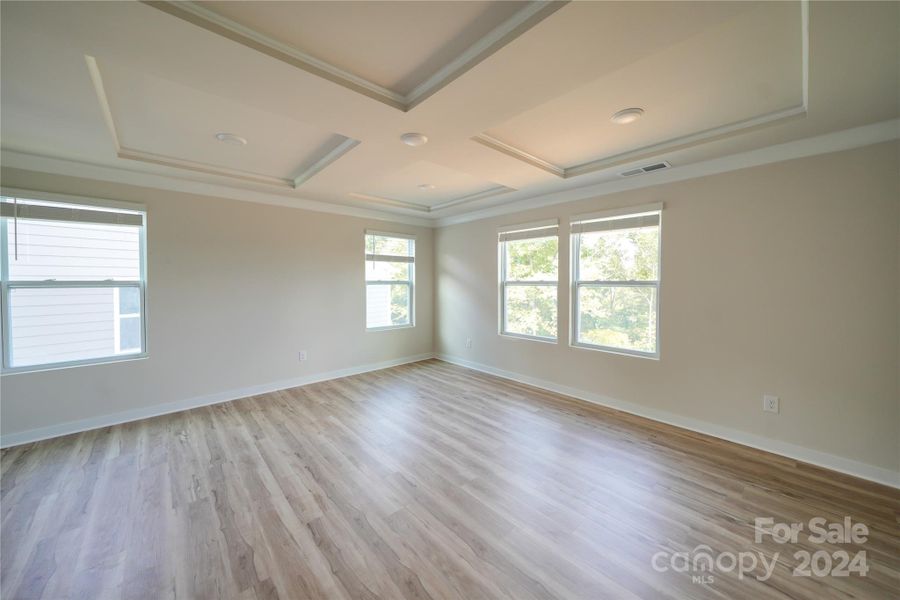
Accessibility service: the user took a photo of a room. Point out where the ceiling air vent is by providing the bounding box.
[619,161,671,177]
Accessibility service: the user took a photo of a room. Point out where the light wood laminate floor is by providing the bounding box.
[2,359,898,599]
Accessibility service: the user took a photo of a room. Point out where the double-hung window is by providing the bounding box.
[365,231,414,330]
[498,220,558,341]
[571,204,662,357]
[0,193,147,372]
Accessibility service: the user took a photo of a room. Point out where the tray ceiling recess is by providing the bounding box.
[143,0,568,112]
[4,0,895,224]
[349,160,516,213]
[86,56,359,190]
[474,0,809,180]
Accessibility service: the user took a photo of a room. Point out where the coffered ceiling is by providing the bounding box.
[90,57,360,189]
[180,0,539,105]
[1,1,897,226]
[478,1,802,177]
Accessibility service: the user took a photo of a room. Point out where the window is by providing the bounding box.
[499,220,558,340]
[0,193,147,372]
[365,231,414,330]
[114,287,142,354]
[571,204,661,357]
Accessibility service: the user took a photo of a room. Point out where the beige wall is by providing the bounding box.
[436,142,900,475]
[0,168,434,437]
[2,142,897,481]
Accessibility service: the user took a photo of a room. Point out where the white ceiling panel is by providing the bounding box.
[201,0,529,97]
[483,1,803,171]
[353,160,511,209]
[97,60,356,186]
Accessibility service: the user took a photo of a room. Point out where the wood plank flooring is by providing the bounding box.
[2,359,898,599]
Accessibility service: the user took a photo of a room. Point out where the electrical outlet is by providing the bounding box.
[298,350,308,362]
[763,394,779,413]
[465,338,472,349]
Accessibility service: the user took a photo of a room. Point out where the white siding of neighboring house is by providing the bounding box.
[366,284,392,328]
[9,287,117,366]
[5,218,140,367]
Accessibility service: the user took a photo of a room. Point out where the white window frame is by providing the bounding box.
[498,219,559,342]
[570,203,662,359]
[365,230,415,331]
[0,188,148,374]
[113,287,142,355]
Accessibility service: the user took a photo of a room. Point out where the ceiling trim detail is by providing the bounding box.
[292,139,360,188]
[474,0,810,180]
[350,185,516,214]
[0,148,434,226]
[117,147,294,188]
[86,55,359,191]
[403,1,567,110]
[441,118,899,227]
[430,186,514,211]
[141,0,568,112]
[470,134,565,177]
[2,118,896,227]
[348,193,431,213]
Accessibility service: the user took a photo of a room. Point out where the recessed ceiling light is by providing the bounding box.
[400,132,428,147]
[418,184,436,190]
[215,132,248,146]
[610,108,644,125]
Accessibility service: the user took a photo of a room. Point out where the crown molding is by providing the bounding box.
[348,193,431,213]
[437,118,900,227]
[86,55,121,152]
[3,120,895,230]
[142,0,567,112]
[292,139,361,188]
[117,146,294,188]
[142,0,407,110]
[475,104,808,181]
[0,148,434,227]
[86,55,360,192]
[471,134,565,177]
[350,184,515,214]
[474,0,810,180]
[403,1,568,110]
[563,103,808,177]
[430,186,514,211]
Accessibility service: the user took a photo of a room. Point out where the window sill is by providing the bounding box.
[570,342,659,360]
[1,353,149,376]
[499,331,558,344]
[366,324,415,332]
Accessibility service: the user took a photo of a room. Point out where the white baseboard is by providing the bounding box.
[5,351,897,490]
[436,354,900,489]
[0,352,435,449]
